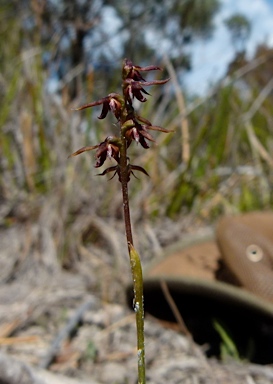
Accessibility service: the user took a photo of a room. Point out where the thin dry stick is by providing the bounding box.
[245,121,273,168]
[170,53,270,128]
[243,77,273,122]
[39,298,96,369]
[242,77,273,168]
[164,56,190,164]
[160,280,191,338]
[97,313,136,339]
[160,281,216,384]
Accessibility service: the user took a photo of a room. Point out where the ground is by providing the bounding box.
[1,199,273,384]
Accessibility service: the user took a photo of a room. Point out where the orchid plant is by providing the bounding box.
[70,59,171,384]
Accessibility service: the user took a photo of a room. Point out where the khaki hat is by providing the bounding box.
[127,212,273,364]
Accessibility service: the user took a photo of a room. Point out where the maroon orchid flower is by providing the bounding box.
[69,59,173,384]
[69,136,120,167]
[73,93,124,120]
[70,59,172,182]
[122,58,170,104]
[122,58,162,81]
[123,78,170,105]
[121,116,173,148]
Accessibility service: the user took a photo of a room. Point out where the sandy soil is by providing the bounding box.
[1,209,273,384]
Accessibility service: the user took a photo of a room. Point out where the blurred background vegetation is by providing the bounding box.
[1,0,273,265]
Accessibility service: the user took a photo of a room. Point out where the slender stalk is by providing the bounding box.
[119,124,146,383]
[119,135,134,245]
[70,59,169,384]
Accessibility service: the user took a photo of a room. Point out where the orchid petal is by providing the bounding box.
[72,97,108,111]
[139,129,155,142]
[98,102,110,119]
[130,165,149,177]
[68,145,98,158]
[134,65,162,72]
[136,115,152,126]
[146,125,174,133]
[97,166,118,180]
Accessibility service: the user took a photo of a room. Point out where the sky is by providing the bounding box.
[184,0,273,95]
[46,0,273,96]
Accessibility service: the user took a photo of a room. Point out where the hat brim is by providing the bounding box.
[126,231,273,363]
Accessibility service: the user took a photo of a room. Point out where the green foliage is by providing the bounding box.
[213,320,240,361]
[162,68,273,217]
[1,2,273,226]
[111,0,220,62]
[1,0,221,87]
[84,341,97,362]
[174,0,221,38]
[225,13,251,52]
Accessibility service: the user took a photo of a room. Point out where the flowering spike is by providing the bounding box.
[70,59,172,178]
[69,59,173,384]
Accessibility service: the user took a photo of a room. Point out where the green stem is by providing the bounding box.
[119,129,146,384]
[129,243,146,384]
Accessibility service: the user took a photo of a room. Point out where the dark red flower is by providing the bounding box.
[122,59,170,104]
[123,78,170,104]
[122,58,162,81]
[69,136,120,167]
[123,79,150,103]
[121,116,173,148]
[73,93,124,120]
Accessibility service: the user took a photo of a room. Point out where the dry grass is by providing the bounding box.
[1,6,273,383]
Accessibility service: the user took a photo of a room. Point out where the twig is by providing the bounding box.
[160,280,191,338]
[0,352,45,384]
[159,280,216,384]
[245,121,273,167]
[0,351,97,384]
[39,297,97,369]
[170,53,270,127]
[164,56,190,164]
[242,77,273,122]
